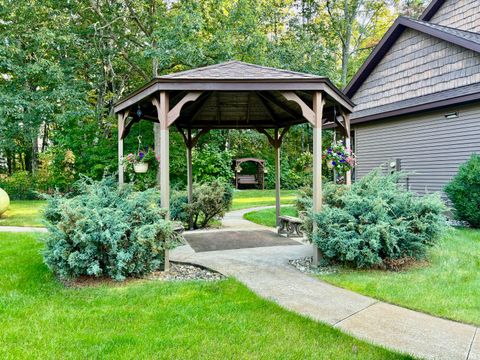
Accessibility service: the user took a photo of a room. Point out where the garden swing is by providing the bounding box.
[234,158,266,189]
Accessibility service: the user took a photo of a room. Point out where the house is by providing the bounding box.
[345,0,480,195]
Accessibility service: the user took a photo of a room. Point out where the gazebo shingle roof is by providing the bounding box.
[160,61,324,80]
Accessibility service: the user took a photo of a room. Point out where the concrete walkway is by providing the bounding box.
[0,225,47,233]
[173,207,480,360]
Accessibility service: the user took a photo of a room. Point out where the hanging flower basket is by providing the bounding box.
[323,141,356,174]
[133,162,149,173]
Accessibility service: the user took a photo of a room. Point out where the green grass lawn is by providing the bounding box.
[244,206,299,227]
[232,189,298,210]
[0,200,46,227]
[319,228,480,326]
[0,232,410,359]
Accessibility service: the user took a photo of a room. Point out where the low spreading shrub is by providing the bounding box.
[309,170,447,269]
[43,176,178,281]
[445,154,480,228]
[171,180,233,229]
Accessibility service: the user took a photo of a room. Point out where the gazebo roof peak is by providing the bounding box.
[158,60,325,81]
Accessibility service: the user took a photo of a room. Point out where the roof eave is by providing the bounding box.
[351,91,480,125]
[419,0,446,21]
[114,78,355,114]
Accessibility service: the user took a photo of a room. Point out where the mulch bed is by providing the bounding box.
[61,262,225,288]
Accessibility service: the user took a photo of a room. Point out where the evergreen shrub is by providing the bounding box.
[171,180,233,229]
[445,154,480,228]
[309,170,447,268]
[43,176,178,281]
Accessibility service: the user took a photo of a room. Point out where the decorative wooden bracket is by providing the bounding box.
[177,126,210,148]
[256,127,290,148]
[280,91,315,126]
[119,110,131,139]
[167,91,203,126]
[151,91,203,128]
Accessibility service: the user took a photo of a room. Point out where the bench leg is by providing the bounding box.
[277,219,286,236]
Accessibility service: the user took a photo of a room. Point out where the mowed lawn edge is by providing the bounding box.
[0,232,410,359]
[0,200,46,227]
[242,208,480,327]
[319,228,480,326]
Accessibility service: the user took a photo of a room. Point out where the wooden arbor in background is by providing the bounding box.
[114,61,354,268]
[234,158,266,190]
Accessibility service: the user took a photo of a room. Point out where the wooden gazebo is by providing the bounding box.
[234,158,266,190]
[114,61,354,267]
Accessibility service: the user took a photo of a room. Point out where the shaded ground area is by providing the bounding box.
[185,230,301,252]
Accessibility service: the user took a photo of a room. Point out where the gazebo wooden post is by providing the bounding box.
[117,112,126,185]
[274,128,281,227]
[158,91,170,271]
[186,128,193,230]
[344,113,352,187]
[312,91,325,266]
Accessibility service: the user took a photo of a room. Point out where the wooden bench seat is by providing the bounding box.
[237,175,258,185]
[277,215,304,238]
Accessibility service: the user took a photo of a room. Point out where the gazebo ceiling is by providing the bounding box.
[114,61,354,136]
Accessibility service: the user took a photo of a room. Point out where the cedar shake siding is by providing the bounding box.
[353,103,480,195]
[352,28,480,113]
[429,0,480,32]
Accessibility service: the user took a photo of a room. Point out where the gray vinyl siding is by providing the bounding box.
[352,29,480,113]
[429,0,480,32]
[353,103,480,195]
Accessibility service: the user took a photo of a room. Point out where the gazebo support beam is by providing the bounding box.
[312,91,325,266]
[153,91,171,271]
[344,113,352,187]
[274,128,281,226]
[117,111,129,185]
[257,127,289,226]
[178,127,210,230]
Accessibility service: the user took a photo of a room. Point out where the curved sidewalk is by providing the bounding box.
[174,207,479,360]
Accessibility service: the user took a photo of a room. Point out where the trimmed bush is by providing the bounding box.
[43,176,178,281]
[445,154,480,228]
[171,180,233,229]
[309,170,447,269]
[0,171,38,200]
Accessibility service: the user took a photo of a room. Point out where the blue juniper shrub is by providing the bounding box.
[43,175,178,281]
[171,180,233,229]
[444,154,480,228]
[307,170,447,269]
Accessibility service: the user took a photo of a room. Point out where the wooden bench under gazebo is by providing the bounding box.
[114,60,354,268]
[234,158,266,189]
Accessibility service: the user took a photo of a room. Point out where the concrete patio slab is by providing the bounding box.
[184,230,300,252]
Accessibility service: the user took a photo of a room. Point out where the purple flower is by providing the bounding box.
[139,151,145,160]
[340,159,345,163]
[332,161,337,166]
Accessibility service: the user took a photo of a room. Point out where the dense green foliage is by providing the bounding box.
[319,228,480,326]
[0,233,409,359]
[43,176,177,281]
[0,0,422,197]
[445,154,480,228]
[171,180,233,229]
[310,171,447,268]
